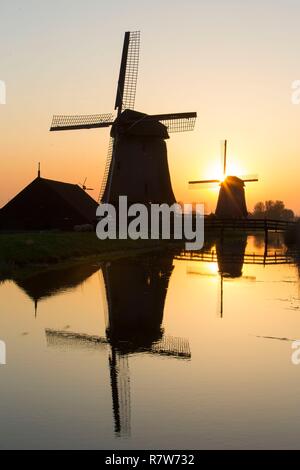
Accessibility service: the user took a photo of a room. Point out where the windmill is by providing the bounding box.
[189,140,258,218]
[50,31,197,205]
[79,177,93,192]
[45,255,191,438]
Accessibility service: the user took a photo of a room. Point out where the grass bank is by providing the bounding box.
[0,228,269,280]
[0,232,183,280]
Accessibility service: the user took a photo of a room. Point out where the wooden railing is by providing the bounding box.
[203,217,296,232]
[175,249,296,265]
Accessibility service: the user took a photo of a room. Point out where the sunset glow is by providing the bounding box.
[1,0,300,215]
[1,1,300,452]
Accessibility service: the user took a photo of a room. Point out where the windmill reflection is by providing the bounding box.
[216,236,247,318]
[19,254,191,438]
[102,255,191,436]
[191,236,248,318]
[179,234,293,318]
[216,236,247,279]
[103,256,174,352]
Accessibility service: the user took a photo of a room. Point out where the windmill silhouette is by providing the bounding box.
[45,254,191,438]
[50,31,197,205]
[189,140,258,218]
[79,177,93,192]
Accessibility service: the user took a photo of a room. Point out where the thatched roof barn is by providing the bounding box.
[0,176,98,230]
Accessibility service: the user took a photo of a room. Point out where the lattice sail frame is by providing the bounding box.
[99,136,114,202]
[150,112,197,133]
[115,31,140,114]
[50,113,114,131]
[45,329,191,359]
[122,31,140,112]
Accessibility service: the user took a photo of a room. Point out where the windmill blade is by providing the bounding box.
[148,112,197,133]
[186,267,256,281]
[50,113,114,131]
[239,174,259,182]
[187,268,217,277]
[45,329,191,359]
[150,336,191,359]
[189,179,220,189]
[45,329,108,350]
[189,179,220,184]
[98,136,115,203]
[109,348,131,437]
[115,31,140,115]
[221,140,227,177]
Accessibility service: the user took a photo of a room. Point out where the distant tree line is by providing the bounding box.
[250,200,295,221]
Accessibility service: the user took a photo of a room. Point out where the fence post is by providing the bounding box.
[264,219,268,263]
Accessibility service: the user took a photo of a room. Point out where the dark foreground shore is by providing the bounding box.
[0,228,280,281]
[0,232,183,280]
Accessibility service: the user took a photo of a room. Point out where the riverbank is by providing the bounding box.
[0,229,272,281]
[0,232,183,280]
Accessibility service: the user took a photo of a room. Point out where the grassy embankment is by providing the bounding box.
[0,227,268,280]
[0,232,182,280]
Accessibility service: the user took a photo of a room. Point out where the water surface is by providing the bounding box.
[1,235,300,449]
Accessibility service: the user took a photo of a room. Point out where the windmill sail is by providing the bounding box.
[149,112,197,133]
[115,31,140,114]
[240,174,259,182]
[151,335,191,358]
[50,113,114,131]
[189,179,220,188]
[45,328,108,350]
[45,329,191,358]
[222,139,227,176]
[99,136,115,202]
[109,348,131,437]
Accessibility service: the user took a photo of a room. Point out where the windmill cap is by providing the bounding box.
[222,175,245,186]
[111,109,169,139]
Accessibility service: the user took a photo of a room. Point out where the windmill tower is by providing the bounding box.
[50,31,197,205]
[189,140,258,218]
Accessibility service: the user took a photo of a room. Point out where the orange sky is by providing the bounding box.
[0,0,300,214]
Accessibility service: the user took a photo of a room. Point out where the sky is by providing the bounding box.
[0,0,300,214]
